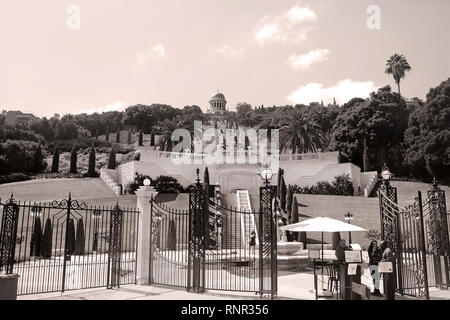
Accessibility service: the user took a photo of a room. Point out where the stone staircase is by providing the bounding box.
[100,169,121,195]
[236,190,258,247]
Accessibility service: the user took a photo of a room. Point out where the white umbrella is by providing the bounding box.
[280,217,367,232]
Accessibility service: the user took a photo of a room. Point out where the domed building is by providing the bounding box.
[207,91,228,122]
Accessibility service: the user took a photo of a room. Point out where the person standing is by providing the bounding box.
[249,230,256,255]
[380,240,396,300]
[335,239,350,263]
[368,240,383,296]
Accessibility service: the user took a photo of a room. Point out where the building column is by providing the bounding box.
[135,185,158,285]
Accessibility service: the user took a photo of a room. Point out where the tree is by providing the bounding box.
[51,146,60,173]
[108,148,116,169]
[403,77,450,179]
[155,119,179,151]
[330,86,409,173]
[40,218,53,259]
[87,143,96,177]
[116,129,121,143]
[138,130,143,146]
[32,145,46,173]
[385,53,411,96]
[70,146,77,174]
[286,185,293,222]
[105,126,110,142]
[167,220,177,251]
[127,129,132,144]
[74,218,85,255]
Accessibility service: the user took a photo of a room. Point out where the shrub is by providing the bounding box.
[292,174,354,196]
[332,174,354,196]
[116,130,121,143]
[124,173,184,194]
[365,228,381,242]
[0,173,32,185]
[150,132,155,146]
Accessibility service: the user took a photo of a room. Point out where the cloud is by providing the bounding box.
[287,49,330,70]
[76,101,125,115]
[254,5,317,45]
[136,43,165,64]
[211,45,245,58]
[287,80,378,105]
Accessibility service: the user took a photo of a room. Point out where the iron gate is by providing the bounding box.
[0,194,139,295]
[379,180,450,299]
[149,183,277,298]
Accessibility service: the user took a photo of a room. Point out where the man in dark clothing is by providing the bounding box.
[380,240,396,300]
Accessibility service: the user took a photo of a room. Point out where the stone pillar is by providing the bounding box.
[0,274,20,300]
[135,186,158,285]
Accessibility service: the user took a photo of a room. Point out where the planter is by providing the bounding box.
[277,241,303,255]
[0,274,20,300]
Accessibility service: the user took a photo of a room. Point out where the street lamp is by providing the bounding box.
[381,164,393,182]
[259,164,274,186]
[344,211,354,244]
[143,178,151,186]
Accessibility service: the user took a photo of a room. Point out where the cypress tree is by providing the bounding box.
[108,148,116,169]
[95,129,98,140]
[106,126,110,142]
[286,185,293,222]
[127,129,132,144]
[150,132,155,147]
[291,196,301,243]
[167,220,177,251]
[74,218,85,255]
[33,145,46,173]
[41,218,53,259]
[138,130,143,146]
[51,146,60,173]
[116,129,121,143]
[70,146,77,174]
[88,142,96,177]
[203,167,210,198]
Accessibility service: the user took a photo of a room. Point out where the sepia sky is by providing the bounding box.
[0,0,449,117]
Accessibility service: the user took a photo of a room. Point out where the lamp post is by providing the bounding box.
[214,182,222,250]
[380,164,397,203]
[344,211,354,244]
[259,163,274,187]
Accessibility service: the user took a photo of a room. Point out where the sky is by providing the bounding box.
[0,0,449,117]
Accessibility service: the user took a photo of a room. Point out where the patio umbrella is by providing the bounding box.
[280,217,367,298]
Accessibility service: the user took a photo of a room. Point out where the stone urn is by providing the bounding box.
[277,241,303,255]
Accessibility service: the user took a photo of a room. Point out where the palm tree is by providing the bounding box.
[279,110,326,154]
[155,117,195,152]
[385,53,411,96]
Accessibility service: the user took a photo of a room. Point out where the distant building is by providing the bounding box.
[207,91,228,123]
[3,111,38,126]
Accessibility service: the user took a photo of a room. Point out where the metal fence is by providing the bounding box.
[0,194,139,295]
